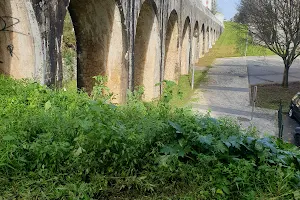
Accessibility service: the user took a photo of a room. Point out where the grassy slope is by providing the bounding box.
[197,21,274,67]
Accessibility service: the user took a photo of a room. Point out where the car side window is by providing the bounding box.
[296,99,300,107]
[293,95,300,103]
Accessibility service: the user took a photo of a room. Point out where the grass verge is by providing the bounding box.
[256,82,300,112]
[170,70,208,107]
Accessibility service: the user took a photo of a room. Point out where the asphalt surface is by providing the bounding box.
[247,56,300,85]
[192,56,300,140]
[191,57,277,137]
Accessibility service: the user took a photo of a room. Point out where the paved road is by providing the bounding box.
[191,57,277,137]
[247,56,300,85]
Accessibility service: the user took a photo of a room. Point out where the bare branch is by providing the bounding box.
[237,0,300,87]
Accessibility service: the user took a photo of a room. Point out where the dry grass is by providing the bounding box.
[256,82,300,112]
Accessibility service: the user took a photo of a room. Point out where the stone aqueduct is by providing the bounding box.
[0,0,223,102]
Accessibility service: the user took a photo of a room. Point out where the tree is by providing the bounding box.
[232,1,248,24]
[239,0,300,87]
[211,0,218,15]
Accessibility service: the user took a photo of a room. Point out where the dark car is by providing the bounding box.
[289,92,300,121]
[294,127,300,146]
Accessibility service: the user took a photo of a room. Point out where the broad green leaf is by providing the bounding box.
[178,149,185,157]
[215,140,228,153]
[216,189,224,195]
[168,121,183,134]
[160,145,176,155]
[222,186,230,194]
[228,136,241,149]
[45,100,51,111]
[199,134,213,146]
[294,190,300,199]
[74,147,84,157]
[245,137,255,145]
[3,135,14,141]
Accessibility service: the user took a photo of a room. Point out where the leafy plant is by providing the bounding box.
[91,75,114,102]
[0,75,300,199]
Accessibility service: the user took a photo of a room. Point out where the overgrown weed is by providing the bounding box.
[0,75,300,199]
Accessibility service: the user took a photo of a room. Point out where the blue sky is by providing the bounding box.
[218,0,240,20]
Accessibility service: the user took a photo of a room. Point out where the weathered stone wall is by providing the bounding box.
[0,0,223,102]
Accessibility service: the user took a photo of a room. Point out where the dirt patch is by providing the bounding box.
[255,82,300,112]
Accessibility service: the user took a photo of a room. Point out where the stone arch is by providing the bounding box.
[134,0,160,101]
[164,10,179,82]
[181,17,191,75]
[0,1,35,79]
[68,0,128,103]
[192,21,200,64]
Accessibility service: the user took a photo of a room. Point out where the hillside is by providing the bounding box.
[198,21,274,67]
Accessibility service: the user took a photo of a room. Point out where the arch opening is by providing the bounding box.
[205,26,210,53]
[68,0,128,103]
[134,0,160,101]
[214,29,216,44]
[164,10,179,82]
[200,24,205,57]
[0,1,34,79]
[61,11,77,88]
[192,21,200,64]
[210,27,213,49]
[181,17,191,75]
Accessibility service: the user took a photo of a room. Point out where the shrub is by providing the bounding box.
[0,75,300,199]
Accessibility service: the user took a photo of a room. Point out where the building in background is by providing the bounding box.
[215,13,224,25]
[202,0,216,10]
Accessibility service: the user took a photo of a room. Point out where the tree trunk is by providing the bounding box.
[282,65,290,88]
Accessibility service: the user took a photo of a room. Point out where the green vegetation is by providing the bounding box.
[1,75,300,199]
[256,82,300,112]
[197,22,274,67]
[170,70,208,107]
[62,12,76,86]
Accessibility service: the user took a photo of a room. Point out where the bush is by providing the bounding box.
[0,75,300,199]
